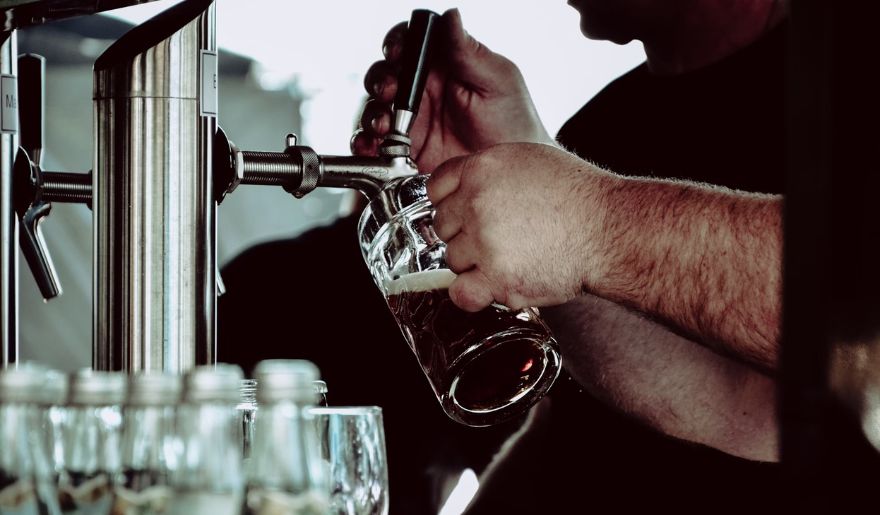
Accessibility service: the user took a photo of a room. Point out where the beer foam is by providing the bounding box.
[385,269,458,295]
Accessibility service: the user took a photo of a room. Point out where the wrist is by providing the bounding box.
[574,166,622,298]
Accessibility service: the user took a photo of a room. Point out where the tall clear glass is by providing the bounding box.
[311,407,388,515]
[359,175,562,426]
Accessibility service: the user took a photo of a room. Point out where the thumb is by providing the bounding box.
[441,8,518,94]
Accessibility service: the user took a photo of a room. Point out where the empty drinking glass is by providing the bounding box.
[311,407,388,515]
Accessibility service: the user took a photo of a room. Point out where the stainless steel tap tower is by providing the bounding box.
[0,0,214,372]
[0,31,18,368]
[1,0,164,373]
[93,0,217,371]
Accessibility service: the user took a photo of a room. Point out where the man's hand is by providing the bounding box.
[352,9,553,171]
[427,142,607,312]
[428,140,782,371]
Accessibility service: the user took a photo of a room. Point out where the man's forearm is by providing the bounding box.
[584,172,783,370]
[543,295,778,462]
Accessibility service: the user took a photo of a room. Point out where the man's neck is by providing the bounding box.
[643,0,785,75]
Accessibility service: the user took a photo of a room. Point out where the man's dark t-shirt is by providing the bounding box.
[219,24,785,515]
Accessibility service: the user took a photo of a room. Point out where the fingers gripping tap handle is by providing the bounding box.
[392,9,439,137]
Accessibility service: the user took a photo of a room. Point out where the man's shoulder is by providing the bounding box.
[556,31,785,193]
[556,62,651,156]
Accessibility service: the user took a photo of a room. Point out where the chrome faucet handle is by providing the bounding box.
[14,53,62,300]
[14,149,61,300]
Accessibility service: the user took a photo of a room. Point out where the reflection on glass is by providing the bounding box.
[311,406,388,515]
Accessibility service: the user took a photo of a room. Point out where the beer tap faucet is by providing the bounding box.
[13,53,91,300]
[214,9,439,205]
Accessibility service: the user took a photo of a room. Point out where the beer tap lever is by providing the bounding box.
[386,9,439,147]
[17,182,61,300]
[14,53,62,300]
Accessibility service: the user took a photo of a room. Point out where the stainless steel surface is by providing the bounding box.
[93,0,216,372]
[1,32,17,368]
[40,170,91,204]
[231,148,417,200]
[392,110,413,137]
[0,0,161,31]
[320,154,416,197]
[18,184,62,298]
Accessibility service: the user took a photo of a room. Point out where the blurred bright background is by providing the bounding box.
[18,0,644,368]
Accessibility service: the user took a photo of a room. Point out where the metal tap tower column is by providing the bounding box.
[93,0,217,372]
[0,31,17,368]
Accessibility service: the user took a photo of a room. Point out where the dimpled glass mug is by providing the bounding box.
[359,175,562,426]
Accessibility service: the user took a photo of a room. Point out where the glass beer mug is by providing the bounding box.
[359,175,562,426]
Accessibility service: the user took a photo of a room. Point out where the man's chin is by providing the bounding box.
[579,18,633,44]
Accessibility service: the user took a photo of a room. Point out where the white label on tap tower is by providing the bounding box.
[200,50,218,117]
[0,75,18,133]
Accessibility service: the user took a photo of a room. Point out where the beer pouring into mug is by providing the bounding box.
[216,9,561,426]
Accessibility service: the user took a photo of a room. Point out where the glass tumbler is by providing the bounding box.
[359,175,562,426]
[311,407,388,515]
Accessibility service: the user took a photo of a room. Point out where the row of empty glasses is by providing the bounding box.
[0,361,388,515]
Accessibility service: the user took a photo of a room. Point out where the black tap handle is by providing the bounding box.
[18,54,45,166]
[393,9,439,121]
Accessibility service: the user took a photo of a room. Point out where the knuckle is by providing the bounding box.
[465,187,492,221]
[383,22,409,61]
[468,151,500,181]
[363,60,394,96]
